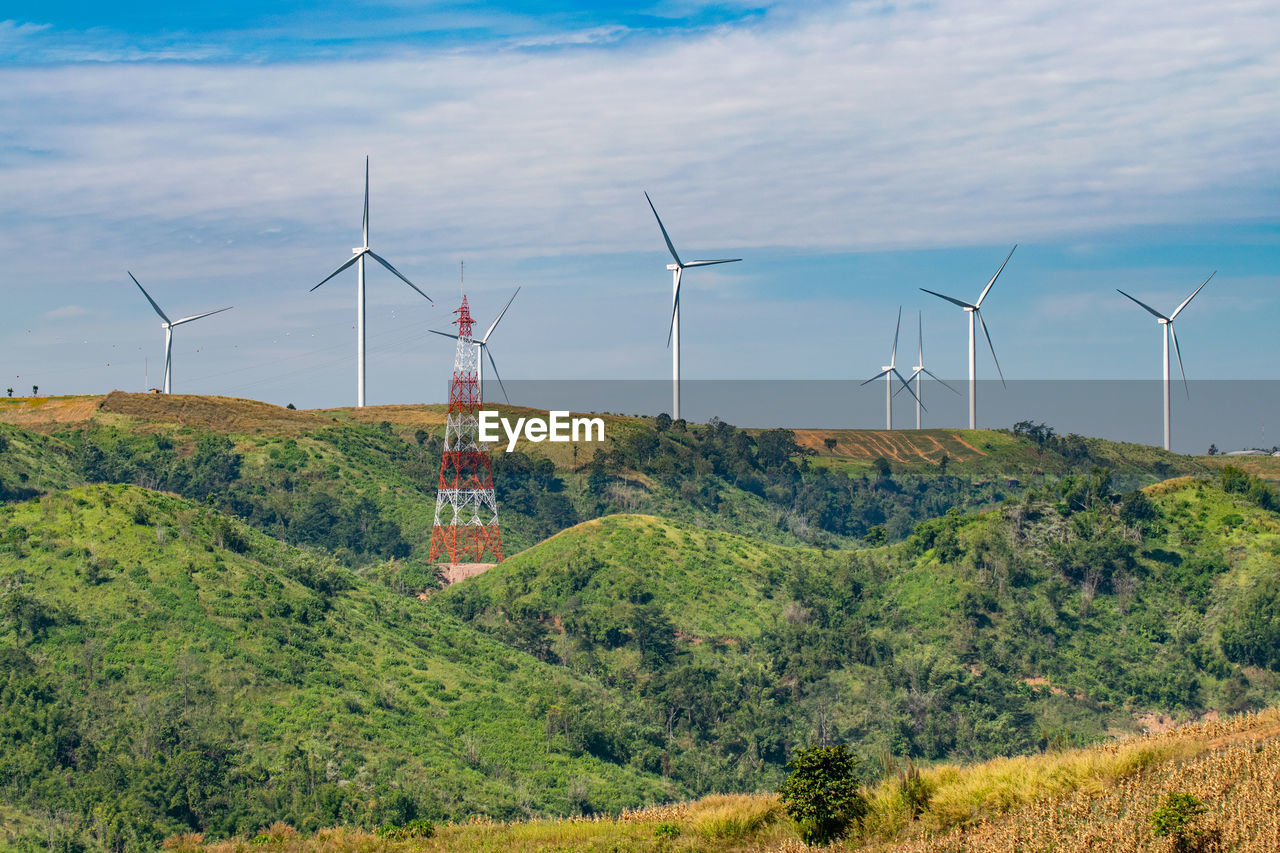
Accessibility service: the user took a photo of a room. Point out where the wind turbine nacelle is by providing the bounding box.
[352,247,366,255]
[666,264,680,271]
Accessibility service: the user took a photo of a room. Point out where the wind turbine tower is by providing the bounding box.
[860,307,920,430]
[310,157,433,407]
[1117,272,1215,451]
[920,246,1015,429]
[129,272,231,394]
[900,311,959,429]
[645,192,741,421]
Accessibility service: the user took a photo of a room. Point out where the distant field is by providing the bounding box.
[791,428,995,465]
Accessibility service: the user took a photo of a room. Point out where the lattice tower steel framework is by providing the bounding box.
[428,296,503,563]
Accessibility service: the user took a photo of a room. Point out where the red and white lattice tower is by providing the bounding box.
[428,296,503,564]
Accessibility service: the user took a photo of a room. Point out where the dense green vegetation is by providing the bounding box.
[0,399,1215,569]
[0,486,673,851]
[1,396,1277,852]
[440,469,1280,784]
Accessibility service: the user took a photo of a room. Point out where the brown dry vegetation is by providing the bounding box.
[175,709,1280,853]
[790,429,987,465]
[0,392,328,435]
[0,394,102,427]
[1199,453,1280,483]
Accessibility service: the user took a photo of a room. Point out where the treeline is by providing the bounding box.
[585,418,1007,543]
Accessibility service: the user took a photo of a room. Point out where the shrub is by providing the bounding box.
[1150,792,1206,852]
[376,819,435,840]
[778,744,867,845]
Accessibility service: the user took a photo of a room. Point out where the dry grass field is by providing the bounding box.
[170,708,1280,853]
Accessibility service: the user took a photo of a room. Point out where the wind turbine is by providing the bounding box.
[920,245,1015,429]
[860,307,921,430]
[645,192,741,421]
[129,272,231,395]
[429,287,520,403]
[897,311,960,429]
[310,156,432,407]
[1117,271,1215,451]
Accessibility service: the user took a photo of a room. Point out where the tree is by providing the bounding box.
[31,385,38,396]
[5,388,11,397]
[1207,443,1218,455]
[654,412,672,433]
[777,744,867,845]
[1150,792,1207,853]
[824,437,837,451]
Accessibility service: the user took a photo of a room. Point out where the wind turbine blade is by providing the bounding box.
[922,368,961,394]
[920,287,975,310]
[1116,288,1168,321]
[666,268,681,348]
[428,329,460,341]
[891,306,902,367]
[482,286,520,343]
[367,251,434,304]
[129,272,171,323]
[917,311,923,364]
[860,369,891,386]
[1170,271,1216,320]
[977,310,1006,387]
[486,346,509,404]
[644,192,683,267]
[683,259,742,267]
[363,155,369,247]
[170,306,232,326]
[1169,323,1189,398]
[893,368,924,409]
[976,244,1016,308]
[310,253,362,291]
[893,368,923,397]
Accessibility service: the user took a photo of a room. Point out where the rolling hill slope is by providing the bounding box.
[441,470,1280,781]
[0,485,676,851]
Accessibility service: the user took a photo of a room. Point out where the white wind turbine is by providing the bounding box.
[896,311,960,429]
[310,157,432,407]
[645,192,741,421]
[920,245,1015,429]
[1117,271,1215,452]
[129,272,231,395]
[429,287,520,403]
[860,307,921,430]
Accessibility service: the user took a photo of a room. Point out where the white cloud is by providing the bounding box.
[44,304,92,319]
[0,0,1276,397]
[0,0,1273,271]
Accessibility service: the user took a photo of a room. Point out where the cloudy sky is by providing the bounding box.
[1,0,1277,413]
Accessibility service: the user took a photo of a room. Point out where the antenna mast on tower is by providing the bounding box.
[428,295,503,564]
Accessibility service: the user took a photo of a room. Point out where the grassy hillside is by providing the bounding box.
[3,394,1277,850]
[166,707,1280,852]
[0,394,1214,564]
[0,485,678,851]
[441,470,1280,783]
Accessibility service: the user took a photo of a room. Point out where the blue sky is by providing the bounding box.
[1,0,1277,423]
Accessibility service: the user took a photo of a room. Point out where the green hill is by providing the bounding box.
[3,394,1278,851]
[441,469,1280,779]
[0,394,1215,564]
[0,485,676,851]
